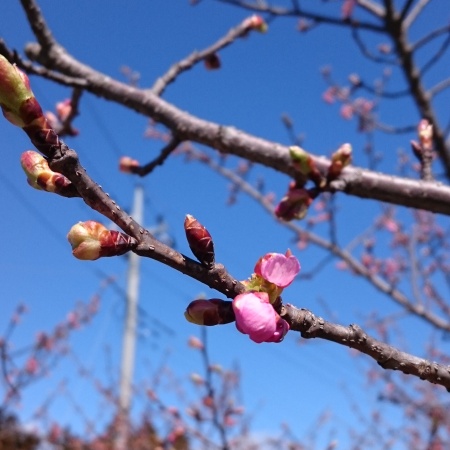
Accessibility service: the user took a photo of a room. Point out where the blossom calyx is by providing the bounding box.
[0,55,42,127]
[20,150,78,197]
[184,214,215,268]
[327,143,352,181]
[232,291,289,343]
[67,221,137,260]
[184,299,234,326]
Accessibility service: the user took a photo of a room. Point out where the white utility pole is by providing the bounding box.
[115,185,143,450]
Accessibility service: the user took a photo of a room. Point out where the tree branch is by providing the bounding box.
[281,304,450,391]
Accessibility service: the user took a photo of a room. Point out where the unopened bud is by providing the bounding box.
[275,184,313,221]
[184,298,235,326]
[328,143,352,180]
[20,150,78,197]
[119,156,140,174]
[184,214,215,267]
[243,15,268,33]
[417,119,433,151]
[67,221,137,260]
[0,55,42,127]
[204,53,221,70]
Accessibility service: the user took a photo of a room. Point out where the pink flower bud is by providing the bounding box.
[20,150,76,196]
[418,119,433,151]
[188,336,204,350]
[25,357,39,375]
[184,298,234,326]
[190,373,204,385]
[254,251,300,288]
[243,15,268,33]
[232,291,289,343]
[119,156,140,173]
[67,221,136,260]
[56,99,72,122]
[0,55,42,127]
[184,214,215,267]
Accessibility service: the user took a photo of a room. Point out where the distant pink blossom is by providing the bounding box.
[25,357,38,375]
[341,0,356,18]
[232,291,289,343]
[254,252,300,288]
[340,104,354,120]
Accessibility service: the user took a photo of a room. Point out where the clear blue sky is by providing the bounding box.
[0,0,449,446]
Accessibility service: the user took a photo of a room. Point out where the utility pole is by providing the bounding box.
[115,184,143,450]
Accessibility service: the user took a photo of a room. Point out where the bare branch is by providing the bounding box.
[152,16,263,96]
[281,304,450,391]
[216,0,386,32]
[132,137,181,177]
[412,24,450,52]
[428,78,450,99]
[356,0,386,18]
[403,0,431,30]
[19,39,450,215]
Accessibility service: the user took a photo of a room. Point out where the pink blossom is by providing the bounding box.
[255,252,300,288]
[232,291,289,343]
[340,104,354,120]
[25,357,39,375]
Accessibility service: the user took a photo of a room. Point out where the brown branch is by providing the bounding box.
[132,137,181,176]
[17,0,450,215]
[151,16,263,96]
[281,304,450,391]
[215,0,386,32]
[20,39,450,215]
[403,0,431,30]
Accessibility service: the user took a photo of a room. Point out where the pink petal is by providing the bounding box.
[232,292,288,343]
[260,253,300,288]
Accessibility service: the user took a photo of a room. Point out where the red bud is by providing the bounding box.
[184,214,215,267]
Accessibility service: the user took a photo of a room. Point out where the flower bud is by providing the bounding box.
[232,291,289,343]
[204,53,221,70]
[184,214,215,268]
[67,221,136,260]
[275,184,313,221]
[20,150,78,197]
[327,143,352,180]
[56,99,72,122]
[243,15,268,33]
[184,299,234,326]
[418,119,433,151]
[119,156,140,174]
[0,55,42,127]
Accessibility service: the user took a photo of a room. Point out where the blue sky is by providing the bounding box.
[1,0,449,446]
